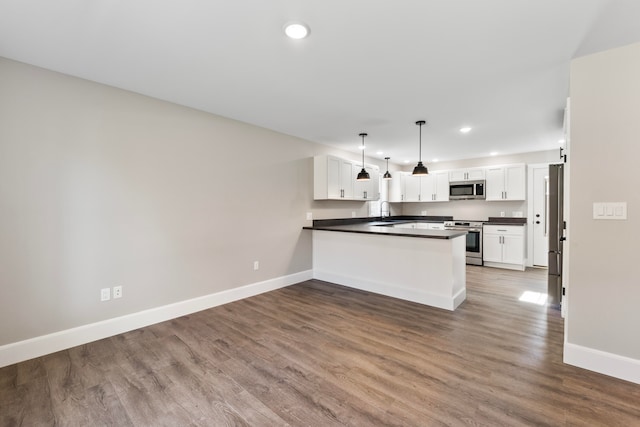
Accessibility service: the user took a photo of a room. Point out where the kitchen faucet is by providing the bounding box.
[380,201,390,218]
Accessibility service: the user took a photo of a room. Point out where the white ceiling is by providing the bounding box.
[2,0,640,164]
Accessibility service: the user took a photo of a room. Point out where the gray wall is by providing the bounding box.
[567,42,640,359]
[399,150,559,220]
[0,58,384,346]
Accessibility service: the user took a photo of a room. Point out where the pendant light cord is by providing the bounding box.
[419,123,422,162]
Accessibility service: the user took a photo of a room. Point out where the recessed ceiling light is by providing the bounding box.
[359,145,365,150]
[404,160,410,164]
[432,158,439,162]
[490,151,498,156]
[460,127,472,133]
[284,22,310,39]
[558,139,565,144]
[376,151,383,155]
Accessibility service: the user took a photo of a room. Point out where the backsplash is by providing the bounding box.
[398,199,527,221]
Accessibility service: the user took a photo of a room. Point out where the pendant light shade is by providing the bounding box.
[356,133,370,181]
[412,120,429,176]
[383,157,392,180]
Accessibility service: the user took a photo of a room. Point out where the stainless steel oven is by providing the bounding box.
[444,220,483,265]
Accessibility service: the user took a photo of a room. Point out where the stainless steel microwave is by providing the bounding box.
[449,180,485,200]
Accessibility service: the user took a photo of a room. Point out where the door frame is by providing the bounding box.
[527,163,551,267]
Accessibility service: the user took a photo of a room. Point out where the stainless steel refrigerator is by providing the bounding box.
[548,163,564,308]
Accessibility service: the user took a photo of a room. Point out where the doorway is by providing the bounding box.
[528,164,549,267]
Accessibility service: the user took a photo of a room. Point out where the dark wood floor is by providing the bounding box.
[1,266,639,426]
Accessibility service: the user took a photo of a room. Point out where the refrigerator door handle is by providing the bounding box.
[544,177,548,236]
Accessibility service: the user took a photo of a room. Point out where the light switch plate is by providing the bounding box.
[593,202,627,220]
[306,212,313,220]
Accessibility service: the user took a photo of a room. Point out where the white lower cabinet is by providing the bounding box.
[482,225,525,270]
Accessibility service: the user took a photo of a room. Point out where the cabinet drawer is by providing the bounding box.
[483,225,524,236]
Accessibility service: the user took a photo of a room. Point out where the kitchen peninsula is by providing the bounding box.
[305,217,468,311]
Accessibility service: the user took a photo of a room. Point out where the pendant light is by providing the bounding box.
[356,133,370,181]
[383,157,392,180]
[412,120,429,176]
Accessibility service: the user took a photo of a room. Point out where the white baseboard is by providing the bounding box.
[0,270,313,368]
[313,269,464,311]
[564,342,640,385]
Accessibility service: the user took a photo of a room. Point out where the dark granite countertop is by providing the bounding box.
[303,218,466,240]
[485,217,527,226]
[311,215,453,228]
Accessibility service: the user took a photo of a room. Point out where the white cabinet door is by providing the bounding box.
[485,164,526,201]
[389,172,404,202]
[504,164,526,200]
[449,169,466,182]
[502,235,525,265]
[485,167,505,201]
[467,168,485,180]
[314,155,356,200]
[326,156,342,199]
[341,160,354,199]
[403,172,448,202]
[434,172,450,201]
[482,234,503,263]
[353,165,380,200]
[483,225,525,270]
[421,174,436,201]
[353,165,380,201]
[450,168,485,181]
[404,175,421,202]
[368,166,380,200]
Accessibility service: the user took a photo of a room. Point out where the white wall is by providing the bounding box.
[566,42,640,367]
[0,57,383,349]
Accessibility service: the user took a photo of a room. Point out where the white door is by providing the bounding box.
[532,165,549,266]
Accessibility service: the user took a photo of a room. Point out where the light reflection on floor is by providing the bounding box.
[519,290,548,305]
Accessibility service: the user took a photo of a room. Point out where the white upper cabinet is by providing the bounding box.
[389,171,404,202]
[314,155,379,201]
[433,171,450,202]
[353,164,380,200]
[420,171,450,202]
[449,168,485,182]
[485,164,526,201]
[314,155,354,200]
[403,174,421,202]
[399,171,449,202]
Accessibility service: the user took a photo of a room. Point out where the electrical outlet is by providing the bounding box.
[351,211,356,218]
[421,211,427,216]
[500,211,506,217]
[100,288,111,301]
[113,286,122,299]
[306,212,313,220]
[254,261,259,270]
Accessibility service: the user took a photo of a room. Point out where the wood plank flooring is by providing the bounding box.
[1,266,639,426]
